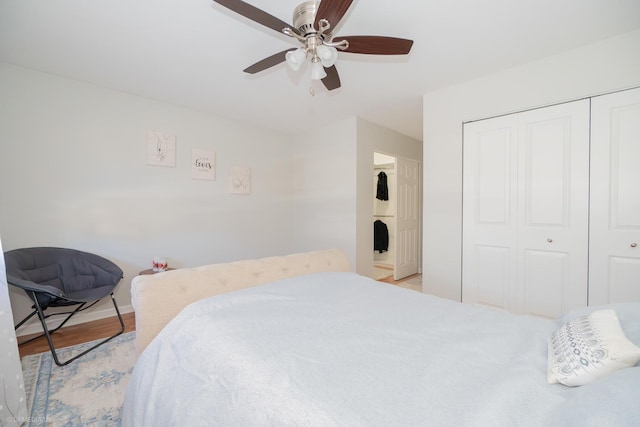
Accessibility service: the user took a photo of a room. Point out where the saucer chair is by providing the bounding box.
[4,247,124,366]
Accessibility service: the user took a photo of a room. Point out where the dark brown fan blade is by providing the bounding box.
[321,65,341,91]
[243,49,296,74]
[314,0,354,31]
[334,36,414,55]
[213,0,299,36]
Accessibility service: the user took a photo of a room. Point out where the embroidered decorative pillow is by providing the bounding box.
[548,309,640,387]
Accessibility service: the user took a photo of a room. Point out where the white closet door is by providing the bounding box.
[394,157,420,280]
[463,100,589,317]
[515,101,590,318]
[463,114,519,311]
[590,87,640,305]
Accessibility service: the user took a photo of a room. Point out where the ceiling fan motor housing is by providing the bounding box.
[292,1,321,36]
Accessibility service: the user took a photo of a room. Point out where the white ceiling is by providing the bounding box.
[1,0,639,141]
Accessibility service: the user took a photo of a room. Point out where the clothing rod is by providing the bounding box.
[374,215,394,218]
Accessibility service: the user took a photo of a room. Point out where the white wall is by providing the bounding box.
[290,117,358,265]
[0,63,295,332]
[422,29,640,301]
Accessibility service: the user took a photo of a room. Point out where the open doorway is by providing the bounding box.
[373,152,396,280]
[373,152,421,284]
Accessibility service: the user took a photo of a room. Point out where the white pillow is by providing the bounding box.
[548,309,640,387]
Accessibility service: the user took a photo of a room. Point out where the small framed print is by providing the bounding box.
[147,130,176,167]
[192,149,216,180]
[229,166,251,195]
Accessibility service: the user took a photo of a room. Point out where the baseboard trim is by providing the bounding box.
[15,304,134,337]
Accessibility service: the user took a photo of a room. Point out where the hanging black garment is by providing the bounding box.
[376,171,389,201]
[374,220,389,253]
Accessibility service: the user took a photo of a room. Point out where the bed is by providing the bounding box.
[122,250,640,426]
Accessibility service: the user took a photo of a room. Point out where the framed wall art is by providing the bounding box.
[229,166,251,195]
[191,149,216,180]
[147,130,176,167]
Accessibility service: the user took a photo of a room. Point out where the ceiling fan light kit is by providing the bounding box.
[317,45,338,67]
[212,0,414,91]
[285,48,306,71]
[282,1,343,81]
[310,59,327,80]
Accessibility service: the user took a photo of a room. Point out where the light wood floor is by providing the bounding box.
[17,273,420,359]
[377,272,421,286]
[18,312,136,358]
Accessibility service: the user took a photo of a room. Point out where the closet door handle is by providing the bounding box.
[546,238,553,243]
[631,243,638,248]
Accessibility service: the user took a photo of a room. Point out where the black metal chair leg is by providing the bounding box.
[15,309,39,330]
[32,292,125,367]
[48,302,87,334]
[17,300,87,346]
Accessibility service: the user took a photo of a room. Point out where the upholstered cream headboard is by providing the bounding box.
[131,248,351,356]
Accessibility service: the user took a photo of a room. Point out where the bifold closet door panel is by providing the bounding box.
[515,100,590,318]
[590,87,640,306]
[462,114,519,311]
[463,99,589,316]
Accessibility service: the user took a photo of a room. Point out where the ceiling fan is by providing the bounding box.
[212,0,414,91]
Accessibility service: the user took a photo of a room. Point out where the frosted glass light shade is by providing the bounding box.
[285,48,306,71]
[310,60,327,80]
[316,45,338,67]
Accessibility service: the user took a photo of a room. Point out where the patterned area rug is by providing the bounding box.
[21,332,136,426]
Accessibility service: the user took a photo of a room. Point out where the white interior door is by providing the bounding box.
[589,87,640,305]
[463,100,589,317]
[394,157,420,280]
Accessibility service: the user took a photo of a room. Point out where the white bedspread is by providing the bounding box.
[122,272,640,427]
